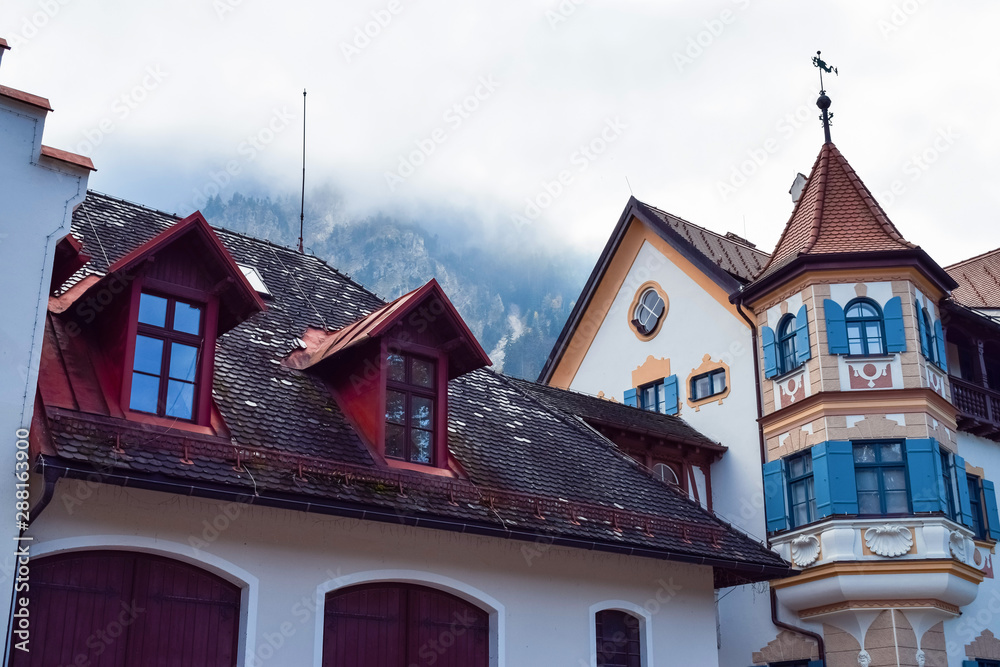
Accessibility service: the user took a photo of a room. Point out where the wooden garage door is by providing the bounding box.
[323,584,489,667]
[11,550,240,667]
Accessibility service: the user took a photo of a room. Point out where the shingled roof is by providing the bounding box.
[38,191,790,587]
[946,247,1000,309]
[757,143,916,280]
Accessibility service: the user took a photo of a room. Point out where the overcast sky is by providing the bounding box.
[3,1,998,265]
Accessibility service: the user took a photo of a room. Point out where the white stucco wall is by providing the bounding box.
[27,480,721,667]
[0,91,90,652]
[564,239,775,666]
[945,432,1000,666]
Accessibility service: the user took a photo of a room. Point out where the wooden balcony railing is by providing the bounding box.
[950,376,1000,440]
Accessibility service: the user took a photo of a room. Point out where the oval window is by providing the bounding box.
[632,288,665,335]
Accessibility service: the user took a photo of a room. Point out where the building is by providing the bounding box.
[1,39,791,665]
[541,103,1000,664]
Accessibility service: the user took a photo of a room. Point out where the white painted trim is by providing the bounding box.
[31,535,258,667]
[588,600,654,667]
[312,569,506,667]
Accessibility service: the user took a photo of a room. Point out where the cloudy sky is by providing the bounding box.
[2,1,998,265]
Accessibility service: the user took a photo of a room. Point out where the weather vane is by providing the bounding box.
[812,51,838,144]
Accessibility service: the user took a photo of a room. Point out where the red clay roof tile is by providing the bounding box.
[946,247,1000,309]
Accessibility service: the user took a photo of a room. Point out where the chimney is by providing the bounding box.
[789,172,808,204]
[0,38,10,70]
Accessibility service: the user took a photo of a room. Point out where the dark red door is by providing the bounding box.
[323,584,489,667]
[11,550,240,667]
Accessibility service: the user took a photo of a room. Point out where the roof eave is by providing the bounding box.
[733,248,959,305]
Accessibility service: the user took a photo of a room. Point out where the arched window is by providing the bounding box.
[12,551,241,667]
[776,314,798,374]
[323,584,489,667]
[652,462,680,486]
[845,298,886,356]
[595,609,642,667]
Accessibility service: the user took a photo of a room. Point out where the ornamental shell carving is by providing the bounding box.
[790,534,821,567]
[949,531,967,562]
[864,525,913,557]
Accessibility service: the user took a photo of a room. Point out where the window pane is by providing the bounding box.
[411,358,435,388]
[865,323,884,354]
[386,390,405,424]
[847,323,864,355]
[385,424,405,459]
[880,442,903,462]
[129,372,160,413]
[411,429,432,464]
[411,396,434,429]
[165,380,194,419]
[885,490,908,514]
[641,385,656,411]
[788,456,806,478]
[858,491,881,514]
[173,301,202,335]
[168,343,199,382]
[855,468,879,492]
[791,481,808,505]
[792,504,809,528]
[138,293,168,327]
[883,467,907,491]
[693,376,710,399]
[854,444,876,464]
[133,335,164,374]
[712,370,726,394]
[387,353,406,382]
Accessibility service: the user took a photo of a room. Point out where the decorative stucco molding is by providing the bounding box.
[685,354,731,411]
[798,599,960,618]
[750,630,819,664]
[949,531,967,562]
[966,629,1000,660]
[864,524,913,557]
[790,534,821,567]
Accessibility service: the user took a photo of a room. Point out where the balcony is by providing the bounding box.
[951,376,1000,440]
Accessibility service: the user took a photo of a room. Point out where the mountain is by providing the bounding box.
[201,190,590,380]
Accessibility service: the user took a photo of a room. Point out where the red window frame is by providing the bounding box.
[121,278,219,428]
[380,340,449,472]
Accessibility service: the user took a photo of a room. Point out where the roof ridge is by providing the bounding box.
[827,146,915,249]
[637,199,769,256]
[945,246,1000,271]
[85,190,387,304]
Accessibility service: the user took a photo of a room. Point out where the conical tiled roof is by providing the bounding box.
[758,143,916,278]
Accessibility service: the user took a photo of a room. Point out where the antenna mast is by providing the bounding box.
[298,88,307,254]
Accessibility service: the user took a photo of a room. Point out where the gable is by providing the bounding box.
[545,212,752,389]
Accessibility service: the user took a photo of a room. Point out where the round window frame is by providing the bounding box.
[628,281,669,341]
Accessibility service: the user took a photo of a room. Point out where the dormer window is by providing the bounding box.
[129,292,204,420]
[385,352,438,465]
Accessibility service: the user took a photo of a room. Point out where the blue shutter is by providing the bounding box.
[824,299,849,354]
[812,441,858,517]
[795,304,812,363]
[763,459,789,532]
[983,479,1000,540]
[808,662,825,667]
[917,305,929,358]
[934,319,948,372]
[762,325,778,379]
[905,439,944,513]
[955,454,975,528]
[884,296,906,352]
[623,388,637,408]
[662,375,679,415]
[962,662,980,667]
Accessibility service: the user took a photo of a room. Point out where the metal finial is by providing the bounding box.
[812,51,838,144]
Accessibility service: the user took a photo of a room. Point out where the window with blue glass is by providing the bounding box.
[787,452,816,528]
[854,442,909,515]
[845,298,886,356]
[639,380,665,413]
[129,292,204,420]
[777,314,798,375]
[921,308,937,364]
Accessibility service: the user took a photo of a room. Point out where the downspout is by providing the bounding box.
[736,294,827,664]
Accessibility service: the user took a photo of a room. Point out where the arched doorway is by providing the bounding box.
[12,550,241,667]
[323,583,489,667]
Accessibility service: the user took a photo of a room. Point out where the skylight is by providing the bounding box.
[238,264,270,296]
